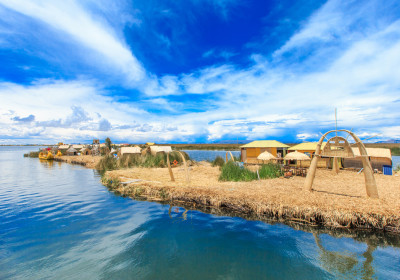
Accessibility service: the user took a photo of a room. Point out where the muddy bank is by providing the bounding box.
[103,162,400,233]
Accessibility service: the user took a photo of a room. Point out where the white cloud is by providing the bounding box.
[0,0,145,83]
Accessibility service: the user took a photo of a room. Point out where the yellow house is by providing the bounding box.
[241,140,289,163]
[288,142,328,168]
[288,142,326,158]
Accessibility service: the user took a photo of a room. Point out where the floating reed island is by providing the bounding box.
[101,161,400,233]
[26,134,400,233]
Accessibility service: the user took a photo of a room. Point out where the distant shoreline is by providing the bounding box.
[12,142,400,155]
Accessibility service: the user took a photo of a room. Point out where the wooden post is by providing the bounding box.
[166,152,175,182]
[349,132,378,198]
[304,137,324,191]
[332,157,339,174]
[178,151,190,184]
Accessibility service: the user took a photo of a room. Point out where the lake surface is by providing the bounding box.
[182,150,241,161]
[1,147,399,279]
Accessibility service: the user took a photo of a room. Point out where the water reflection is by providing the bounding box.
[168,205,189,222]
[313,233,376,279]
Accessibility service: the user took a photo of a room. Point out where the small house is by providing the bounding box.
[240,140,289,164]
[288,142,328,167]
[81,147,91,155]
[66,147,78,156]
[72,144,85,150]
[288,142,327,157]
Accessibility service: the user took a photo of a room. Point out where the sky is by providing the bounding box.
[0,0,400,144]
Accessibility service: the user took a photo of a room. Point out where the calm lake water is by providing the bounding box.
[182,150,241,161]
[1,147,399,279]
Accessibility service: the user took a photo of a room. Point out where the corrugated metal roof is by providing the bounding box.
[288,142,326,151]
[240,140,289,148]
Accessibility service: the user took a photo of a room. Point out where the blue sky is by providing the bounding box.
[1,0,400,144]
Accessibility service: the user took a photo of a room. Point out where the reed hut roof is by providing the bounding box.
[351,147,392,159]
[257,151,277,160]
[288,142,326,151]
[150,145,172,154]
[284,151,311,161]
[58,144,70,149]
[240,140,289,148]
[120,146,141,155]
[67,147,77,153]
[72,144,85,150]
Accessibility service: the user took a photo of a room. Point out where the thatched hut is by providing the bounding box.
[241,140,289,164]
[66,147,78,156]
[58,144,70,150]
[120,146,141,156]
[343,148,392,171]
[150,145,172,155]
[72,144,85,151]
[81,147,91,155]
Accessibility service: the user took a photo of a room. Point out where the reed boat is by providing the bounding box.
[39,151,54,160]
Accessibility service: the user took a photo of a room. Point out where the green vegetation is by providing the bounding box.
[219,161,257,181]
[390,147,400,156]
[219,161,282,182]
[95,151,190,173]
[105,137,112,150]
[23,151,39,158]
[258,163,284,178]
[395,165,400,172]
[211,156,225,167]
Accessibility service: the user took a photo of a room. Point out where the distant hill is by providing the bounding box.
[375,140,400,144]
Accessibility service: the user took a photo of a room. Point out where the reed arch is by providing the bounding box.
[166,151,190,184]
[304,129,379,199]
[225,151,235,163]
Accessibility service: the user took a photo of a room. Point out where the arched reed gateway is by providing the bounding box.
[304,129,379,199]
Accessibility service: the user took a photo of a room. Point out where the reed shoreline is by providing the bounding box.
[102,162,400,234]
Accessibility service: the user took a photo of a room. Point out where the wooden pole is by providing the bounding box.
[178,151,190,184]
[166,152,175,182]
[332,157,339,174]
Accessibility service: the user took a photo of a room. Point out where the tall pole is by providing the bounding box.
[335,108,338,138]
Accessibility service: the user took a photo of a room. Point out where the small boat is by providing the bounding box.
[39,151,54,160]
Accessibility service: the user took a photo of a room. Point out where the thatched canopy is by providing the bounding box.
[121,146,141,155]
[150,146,172,155]
[284,151,311,161]
[257,151,276,160]
[351,147,391,160]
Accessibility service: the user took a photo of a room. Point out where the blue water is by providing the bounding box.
[393,156,400,170]
[182,150,240,161]
[1,147,399,279]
